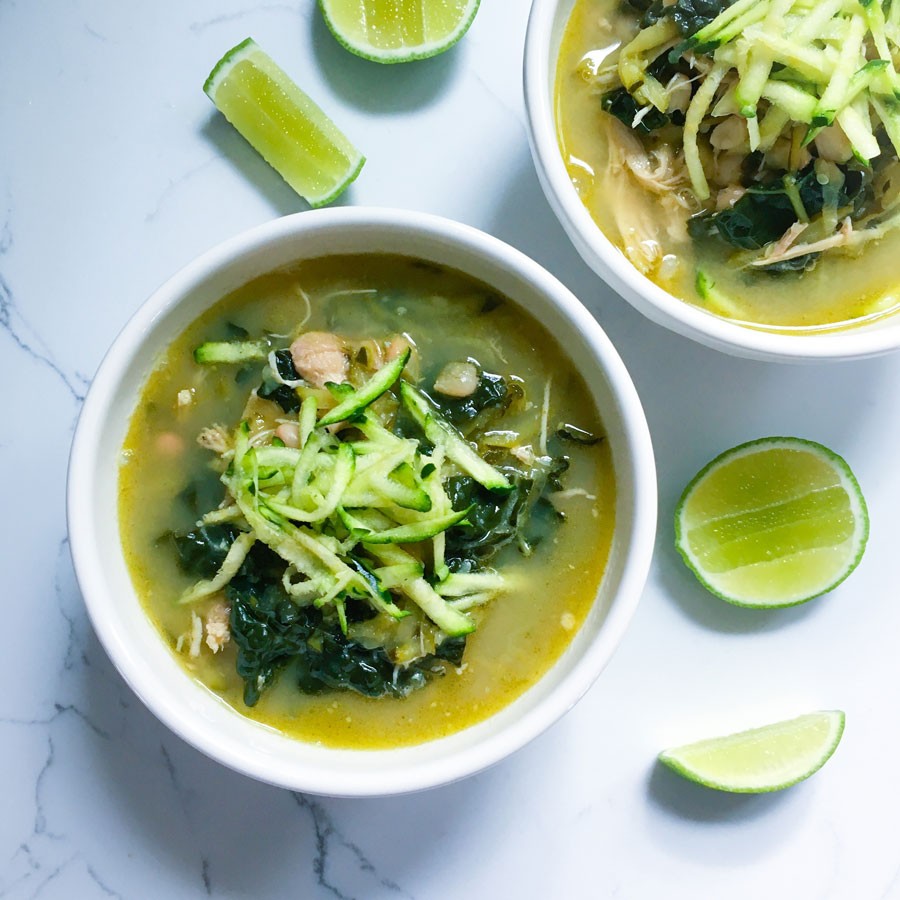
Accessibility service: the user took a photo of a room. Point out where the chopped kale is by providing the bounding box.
[224,321,250,340]
[293,628,427,699]
[557,424,602,445]
[690,187,797,250]
[257,348,303,412]
[229,584,319,705]
[444,473,533,566]
[176,473,226,520]
[444,455,569,567]
[762,254,821,274]
[432,368,509,427]
[603,88,670,134]
[228,579,454,706]
[666,0,735,37]
[691,163,872,254]
[171,524,239,579]
[433,635,467,667]
[272,348,298,381]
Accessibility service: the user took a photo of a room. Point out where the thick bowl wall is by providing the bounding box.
[523,0,900,362]
[68,208,656,797]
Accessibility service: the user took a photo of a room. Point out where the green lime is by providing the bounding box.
[675,437,868,608]
[204,38,364,207]
[319,0,481,63]
[659,710,845,793]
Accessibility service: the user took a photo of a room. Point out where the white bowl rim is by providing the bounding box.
[67,207,657,796]
[523,0,900,363]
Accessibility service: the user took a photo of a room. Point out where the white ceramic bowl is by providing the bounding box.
[524,0,900,363]
[68,208,656,797]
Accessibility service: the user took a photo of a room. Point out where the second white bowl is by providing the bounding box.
[523,0,900,362]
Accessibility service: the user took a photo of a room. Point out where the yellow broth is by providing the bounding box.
[119,254,615,749]
[555,0,900,332]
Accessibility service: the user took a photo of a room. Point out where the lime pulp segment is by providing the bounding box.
[675,437,868,607]
[204,38,364,207]
[659,711,845,793]
[319,0,481,63]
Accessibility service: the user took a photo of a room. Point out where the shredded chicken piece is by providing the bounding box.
[549,488,598,502]
[176,388,193,408]
[205,602,231,654]
[716,184,746,211]
[602,118,695,273]
[197,425,230,454]
[769,222,810,258]
[188,612,203,658]
[511,445,538,467]
[290,332,349,388]
[753,218,852,267]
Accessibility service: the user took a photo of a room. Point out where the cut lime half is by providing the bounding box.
[204,38,364,207]
[319,0,481,63]
[659,711,845,793]
[675,437,868,608]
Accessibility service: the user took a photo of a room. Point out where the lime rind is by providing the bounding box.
[308,153,366,208]
[204,38,365,207]
[318,0,481,64]
[674,437,869,608]
[203,37,256,98]
[658,711,845,793]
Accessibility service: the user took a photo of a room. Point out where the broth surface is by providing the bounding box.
[119,254,615,749]
[556,0,900,332]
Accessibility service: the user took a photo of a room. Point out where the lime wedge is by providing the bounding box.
[675,437,868,608]
[204,38,364,207]
[659,711,845,793]
[319,0,481,63]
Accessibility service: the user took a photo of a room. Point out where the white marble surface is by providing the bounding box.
[4,1,900,897]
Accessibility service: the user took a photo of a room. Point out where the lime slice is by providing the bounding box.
[319,0,481,63]
[675,437,868,608]
[659,711,845,793]
[204,38,364,207]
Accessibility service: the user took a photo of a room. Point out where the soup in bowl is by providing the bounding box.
[68,208,655,796]
[525,0,900,361]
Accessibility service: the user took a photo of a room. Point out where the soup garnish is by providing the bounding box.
[557,0,900,329]
[119,256,614,746]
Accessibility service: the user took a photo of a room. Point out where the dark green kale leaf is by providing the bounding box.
[557,424,602,445]
[762,254,821,274]
[433,636,467,667]
[229,583,320,706]
[227,548,457,706]
[691,186,798,250]
[602,88,670,134]
[444,473,533,567]
[296,630,432,698]
[444,456,569,568]
[666,0,735,37]
[170,524,240,579]
[432,368,509,428]
[692,163,872,254]
[176,472,226,520]
[259,349,302,413]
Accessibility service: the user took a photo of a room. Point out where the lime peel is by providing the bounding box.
[675,436,868,608]
[204,38,364,207]
[318,0,481,64]
[659,710,845,793]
